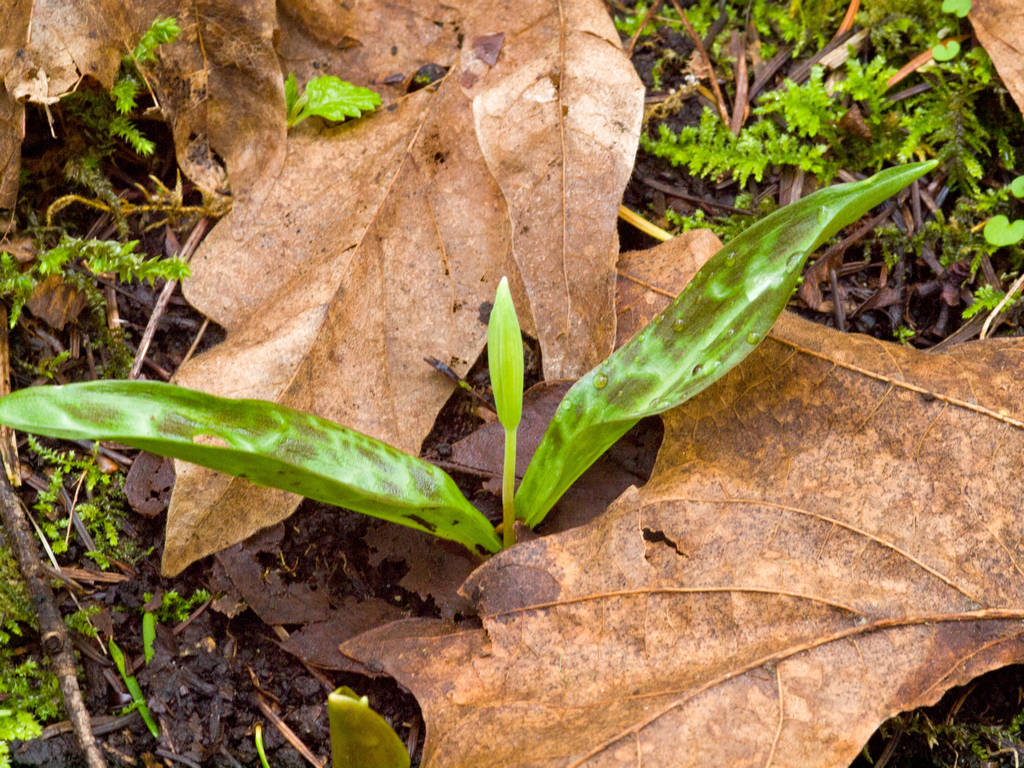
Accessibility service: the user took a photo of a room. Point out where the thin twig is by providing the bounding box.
[980,271,1024,340]
[0,477,106,768]
[129,218,209,379]
[0,307,19,486]
[624,0,664,58]
[670,0,730,127]
[832,0,861,39]
[729,28,749,134]
[641,177,754,214]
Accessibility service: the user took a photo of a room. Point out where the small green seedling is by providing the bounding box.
[108,638,159,738]
[487,277,524,547]
[141,612,156,665]
[0,162,936,554]
[285,74,381,128]
[254,723,272,768]
[328,687,409,768]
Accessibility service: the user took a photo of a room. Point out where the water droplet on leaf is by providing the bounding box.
[672,318,685,332]
[746,332,760,344]
[593,373,608,389]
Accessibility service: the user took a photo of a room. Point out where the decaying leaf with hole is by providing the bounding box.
[343,308,1024,767]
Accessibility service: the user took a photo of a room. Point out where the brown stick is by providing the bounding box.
[670,0,730,127]
[0,477,107,768]
[0,307,19,486]
[128,218,209,380]
[833,0,860,39]
[729,28,748,134]
[624,0,664,58]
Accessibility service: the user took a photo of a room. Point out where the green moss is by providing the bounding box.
[143,588,212,624]
[24,436,141,568]
[0,651,62,768]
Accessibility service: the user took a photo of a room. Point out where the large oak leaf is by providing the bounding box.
[342,310,1024,767]
[163,0,643,574]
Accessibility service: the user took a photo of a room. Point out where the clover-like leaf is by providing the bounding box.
[1010,175,1024,198]
[983,214,1024,247]
[933,40,961,61]
[941,0,971,17]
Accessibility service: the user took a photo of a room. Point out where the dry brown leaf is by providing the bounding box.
[342,309,1024,767]
[971,0,1024,116]
[163,0,643,575]
[0,0,140,209]
[0,0,32,209]
[25,274,88,330]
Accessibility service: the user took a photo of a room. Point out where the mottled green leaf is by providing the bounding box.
[0,382,499,555]
[515,161,938,526]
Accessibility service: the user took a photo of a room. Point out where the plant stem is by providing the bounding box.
[502,425,517,548]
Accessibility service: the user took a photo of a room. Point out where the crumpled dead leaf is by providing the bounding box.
[970,0,1024,116]
[162,0,643,575]
[341,227,1024,765]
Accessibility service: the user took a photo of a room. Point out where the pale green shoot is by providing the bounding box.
[487,277,524,548]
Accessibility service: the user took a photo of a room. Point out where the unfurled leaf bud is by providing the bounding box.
[487,276,524,431]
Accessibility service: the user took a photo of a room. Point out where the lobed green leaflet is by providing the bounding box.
[0,160,936,555]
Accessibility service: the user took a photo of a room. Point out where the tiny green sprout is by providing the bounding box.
[893,325,916,345]
[108,638,159,738]
[254,723,272,768]
[1010,176,1024,198]
[285,73,381,128]
[328,687,409,768]
[487,277,524,548]
[141,612,156,665]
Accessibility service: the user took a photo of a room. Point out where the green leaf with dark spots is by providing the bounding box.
[514,161,939,527]
[0,381,500,555]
